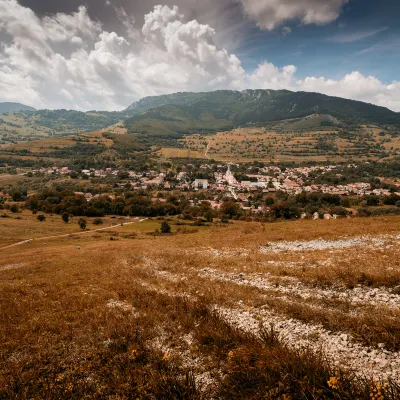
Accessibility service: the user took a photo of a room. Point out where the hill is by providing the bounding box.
[124,89,400,158]
[1,213,400,397]
[0,102,36,113]
[125,89,400,131]
[0,109,121,145]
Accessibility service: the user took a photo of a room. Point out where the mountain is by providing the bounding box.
[0,102,36,113]
[0,109,121,143]
[125,90,400,143]
[126,89,400,126]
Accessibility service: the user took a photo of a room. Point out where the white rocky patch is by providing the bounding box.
[199,268,400,308]
[0,263,26,271]
[260,234,400,253]
[216,305,400,383]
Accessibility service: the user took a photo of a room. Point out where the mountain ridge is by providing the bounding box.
[125,89,400,127]
[0,102,37,113]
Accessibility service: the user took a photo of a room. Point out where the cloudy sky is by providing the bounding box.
[1,0,400,111]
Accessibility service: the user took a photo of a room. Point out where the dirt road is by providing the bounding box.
[0,218,148,250]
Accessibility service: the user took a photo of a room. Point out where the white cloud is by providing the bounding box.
[296,72,400,112]
[249,62,296,90]
[0,1,399,112]
[0,2,245,110]
[240,0,348,30]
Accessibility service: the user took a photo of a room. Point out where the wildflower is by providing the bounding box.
[162,352,169,361]
[369,382,387,400]
[131,349,138,358]
[327,376,340,390]
[227,350,234,358]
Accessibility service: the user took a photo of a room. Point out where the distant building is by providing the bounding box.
[193,179,209,189]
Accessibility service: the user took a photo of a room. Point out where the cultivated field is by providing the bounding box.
[179,125,400,163]
[2,131,114,154]
[1,216,400,398]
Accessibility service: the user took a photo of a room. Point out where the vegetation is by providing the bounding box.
[1,216,400,398]
[125,90,400,149]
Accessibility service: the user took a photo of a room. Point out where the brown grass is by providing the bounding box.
[1,216,400,398]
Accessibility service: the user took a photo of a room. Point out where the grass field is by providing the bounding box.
[1,215,400,398]
[3,131,114,154]
[158,147,205,159]
[179,125,400,163]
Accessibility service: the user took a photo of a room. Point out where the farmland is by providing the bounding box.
[1,215,400,398]
[180,124,400,163]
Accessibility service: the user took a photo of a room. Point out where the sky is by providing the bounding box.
[0,0,400,111]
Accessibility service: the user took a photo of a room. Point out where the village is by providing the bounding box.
[32,163,396,198]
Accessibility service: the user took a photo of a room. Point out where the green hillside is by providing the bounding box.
[0,102,36,113]
[0,109,121,144]
[124,89,400,145]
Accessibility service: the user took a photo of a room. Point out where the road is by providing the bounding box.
[204,141,211,159]
[0,218,148,250]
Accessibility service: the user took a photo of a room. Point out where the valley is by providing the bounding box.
[1,89,400,399]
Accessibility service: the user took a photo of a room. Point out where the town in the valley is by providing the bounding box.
[3,161,399,221]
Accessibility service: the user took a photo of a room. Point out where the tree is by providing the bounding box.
[78,218,87,230]
[62,212,69,223]
[160,221,171,234]
[10,204,19,213]
[204,210,213,223]
[37,215,46,222]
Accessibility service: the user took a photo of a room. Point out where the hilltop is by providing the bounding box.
[0,102,36,113]
[125,89,400,137]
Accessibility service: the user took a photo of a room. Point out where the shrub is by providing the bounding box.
[37,215,46,222]
[62,212,69,223]
[10,204,19,213]
[160,221,171,234]
[78,218,87,229]
[93,218,104,225]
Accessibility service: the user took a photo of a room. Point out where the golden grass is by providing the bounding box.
[1,215,400,398]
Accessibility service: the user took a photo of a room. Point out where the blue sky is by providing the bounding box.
[238,0,400,82]
[1,0,399,111]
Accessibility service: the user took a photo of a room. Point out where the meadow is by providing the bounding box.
[179,125,400,163]
[1,215,400,398]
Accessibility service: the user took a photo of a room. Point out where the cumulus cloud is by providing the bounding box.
[296,72,400,112]
[240,0,348,30]
[249,62,296,90]
[0,1,245,110]
[0,1,399,112]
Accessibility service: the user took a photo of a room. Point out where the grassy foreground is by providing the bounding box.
[1,216,400,399]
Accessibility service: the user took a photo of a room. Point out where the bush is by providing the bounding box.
[37,215,46,222]
[62,212,69,223]
[93,218,103,225]
[10,204,19,213]
[160,221,171,234]
[78,218,87,229]
[366,196,379,206]
[358,207,371,217]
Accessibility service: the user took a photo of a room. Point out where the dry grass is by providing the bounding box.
[1,216,400,398]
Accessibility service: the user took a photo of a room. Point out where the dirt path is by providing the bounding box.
[0,218,148,250]
[204,141,211,159]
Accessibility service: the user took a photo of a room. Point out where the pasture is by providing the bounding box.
[1,216,400,398]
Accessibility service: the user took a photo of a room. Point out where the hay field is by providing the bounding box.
[5,131,113,154]
[1,216,400,398]
[180,126,400,163]
[158,147,205,159]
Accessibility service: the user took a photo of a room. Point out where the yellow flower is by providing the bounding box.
[327,376,340,390]
[227,350,234,358]
[162,352,169,361]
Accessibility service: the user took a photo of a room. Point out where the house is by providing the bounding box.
[193,179,209,189]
